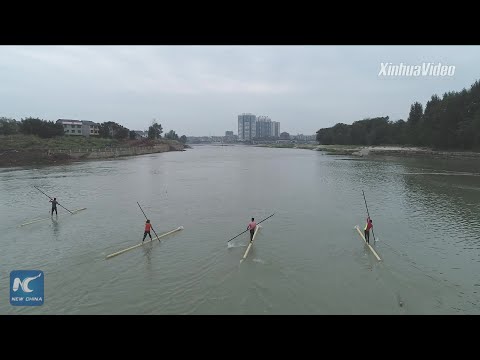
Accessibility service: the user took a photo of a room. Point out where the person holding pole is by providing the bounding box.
[49,197,58,216]
[364,216,373,244]
[34,186,73,215]
[142,219,153,242]
[362,190,376,244]
[247,218,257,242]
[226,213,275,244]
[137,202,161,242]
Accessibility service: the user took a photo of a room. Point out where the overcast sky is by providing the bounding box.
[1,46,479,136]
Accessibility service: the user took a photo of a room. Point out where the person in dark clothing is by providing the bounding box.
[50,198,58,216]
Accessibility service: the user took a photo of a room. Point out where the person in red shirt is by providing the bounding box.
[143,219,152,242]
[364,216,373,244]
[247,218,257,242]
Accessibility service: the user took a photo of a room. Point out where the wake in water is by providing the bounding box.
[227,241,247,249]
[253,258,266,264]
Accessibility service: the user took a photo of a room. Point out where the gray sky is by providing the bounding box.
[1,46,479,136]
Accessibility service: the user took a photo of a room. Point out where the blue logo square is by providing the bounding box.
[10,270,44,306]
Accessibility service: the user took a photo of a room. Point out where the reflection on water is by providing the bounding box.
[51,216,59,240]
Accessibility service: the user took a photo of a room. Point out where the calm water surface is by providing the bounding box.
[1,145,479,314]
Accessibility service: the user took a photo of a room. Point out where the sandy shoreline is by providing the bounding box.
[314,145,480,159]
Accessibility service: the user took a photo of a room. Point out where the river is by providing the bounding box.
[1,145,479,314]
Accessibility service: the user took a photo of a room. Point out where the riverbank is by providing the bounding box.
[256,143,480,159]
[256,143,317,150]
[315,145,480,159]
[0,135,187,167]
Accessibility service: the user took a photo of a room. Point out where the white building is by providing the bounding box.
[237,114,280,140]
[256,116,272,138]
[56,119,100,137]
[271,121,280,138]
[133,130,148,139]
[238,113,256,141]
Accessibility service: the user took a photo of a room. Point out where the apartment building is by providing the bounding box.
[56,119,100,137]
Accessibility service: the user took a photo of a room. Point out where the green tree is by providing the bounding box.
[114,126,129,140]
[148,121,163,139]
[391,119,407,144]
[472,108,480,149]
[331,123,350,144]
[98,121,129,139]
[350,119,368,145]
[19,117,64,138]
[421,95,441,147]
[98,122,114,138]
[179,135,187,143]
[315,78,480,150]
[407,102,423,145]
[165,130,179,140]
[0,117,18,135]
[407,102,423,127]
[316,127,333,144]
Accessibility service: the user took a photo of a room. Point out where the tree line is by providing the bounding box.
[316,79,480,150]
[0,117,187,144]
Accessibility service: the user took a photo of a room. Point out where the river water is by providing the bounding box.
[1,145,479,314]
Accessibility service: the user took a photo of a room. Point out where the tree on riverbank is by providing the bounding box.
[18,117,64,138]
[316,79,480,150]
[1,115,182,146]
[148,121,163,139]
[98,121,129,139]
[165,130,179,140]
[0,117,18,135]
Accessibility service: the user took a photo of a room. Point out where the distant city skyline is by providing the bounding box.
[1,46,480,136]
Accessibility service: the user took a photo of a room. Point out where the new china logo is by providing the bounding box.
[10,270,44,306]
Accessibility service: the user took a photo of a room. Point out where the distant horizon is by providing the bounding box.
[1,46,479,136]
[1,115,318,137]
[185,130,316,137]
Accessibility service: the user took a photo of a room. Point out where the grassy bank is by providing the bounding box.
[256,143,319,150]
[1,134,128,151]
[315,145,361,155]
[256,143,337,152]
[256,143,295,149]
[294,144,318,150]
[0,135,185,167]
